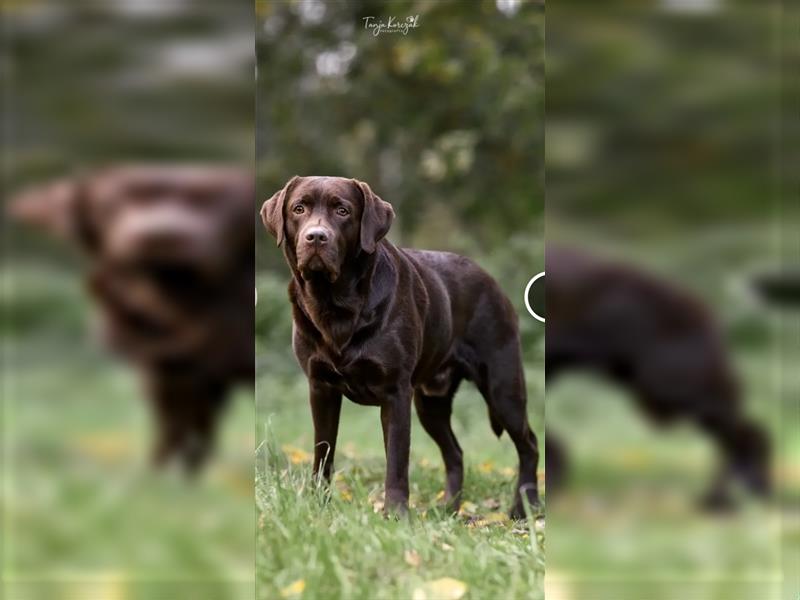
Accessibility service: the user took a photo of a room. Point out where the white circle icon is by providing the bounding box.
[524,272,545,323]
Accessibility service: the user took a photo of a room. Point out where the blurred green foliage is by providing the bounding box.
[547,2,781,236]
[256,0,545,270]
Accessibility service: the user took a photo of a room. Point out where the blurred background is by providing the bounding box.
[256,1,546,598]
[4,1,798,599]
[546,2,798,600]
[2,2,255,599]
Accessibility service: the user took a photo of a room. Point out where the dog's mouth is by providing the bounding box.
[298,252,340,283]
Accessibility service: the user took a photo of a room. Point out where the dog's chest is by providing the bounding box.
[308,350,389,405]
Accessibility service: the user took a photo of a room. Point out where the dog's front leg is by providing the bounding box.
[380,388,412,515]
[309,383,342,482]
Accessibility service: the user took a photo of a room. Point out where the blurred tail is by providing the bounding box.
[489,410,504,438]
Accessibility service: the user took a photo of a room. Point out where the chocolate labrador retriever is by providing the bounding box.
[262,176,540,518]
[545,245,770,507]
[10,165,254,470]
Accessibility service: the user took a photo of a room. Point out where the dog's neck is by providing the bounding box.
[290,246,387,354]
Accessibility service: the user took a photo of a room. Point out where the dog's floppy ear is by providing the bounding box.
[7,177,97,251]
[354,179,394,254]
[261,176,299,247]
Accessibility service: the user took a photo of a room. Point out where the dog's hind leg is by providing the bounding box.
[476,359,541,519]
[697,411,771,509]
[414,383,464,512]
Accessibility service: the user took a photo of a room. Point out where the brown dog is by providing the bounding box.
[262,176,540,518]
[10,165,255,470]
[545,245,770,507]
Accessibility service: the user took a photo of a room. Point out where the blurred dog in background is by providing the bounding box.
[9,165,255,470]
[545,245,771,508]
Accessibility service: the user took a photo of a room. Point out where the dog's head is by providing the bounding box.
[261,176,394,283]
[9,165,254,361]
[9,165,254,277]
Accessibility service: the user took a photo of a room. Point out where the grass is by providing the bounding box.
[255,360,546,600]
[257,348,798,600]
[2,265,256,600]
[546,370,794,600]
[3,356,256,599]
[257,433,545,600]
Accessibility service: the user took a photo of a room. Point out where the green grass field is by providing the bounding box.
[256,327,799,600]
[545,351,799,600]
[256,369,546,600]
[2,264,256,600]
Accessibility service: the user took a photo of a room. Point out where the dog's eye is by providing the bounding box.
[336,206,350,217]
[292,204,305,215]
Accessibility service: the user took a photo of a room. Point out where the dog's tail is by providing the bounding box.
[489,409,504,438]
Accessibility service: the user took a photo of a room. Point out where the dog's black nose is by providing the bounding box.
[305,227,329,244]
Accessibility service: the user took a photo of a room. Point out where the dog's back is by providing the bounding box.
[544,245,770,505]
[546,245,733,419]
